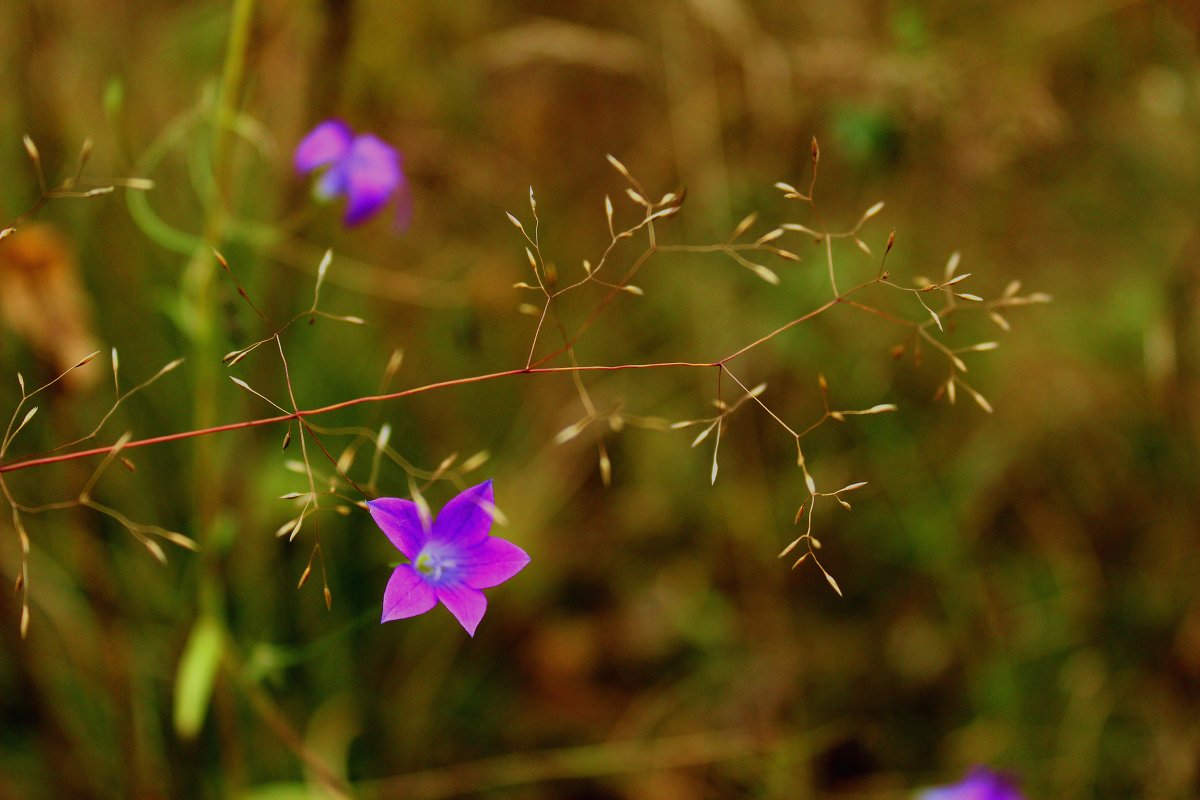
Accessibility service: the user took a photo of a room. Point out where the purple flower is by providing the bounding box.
[918,766,1025,800]
[294,119,411,228]
[369,481,529,636]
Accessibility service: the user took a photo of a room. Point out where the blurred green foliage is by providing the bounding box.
[2,1,1199,798]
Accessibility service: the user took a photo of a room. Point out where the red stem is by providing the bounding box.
[0,362,715,474]
[2,275,872,476]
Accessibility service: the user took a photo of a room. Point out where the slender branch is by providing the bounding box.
[719,297,841,365]
[0,362,713,474]
[1,268,900,477]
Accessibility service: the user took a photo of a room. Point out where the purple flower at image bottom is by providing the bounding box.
[369,481,529,636]
[294,118,411,228]
[918,766,1025,800]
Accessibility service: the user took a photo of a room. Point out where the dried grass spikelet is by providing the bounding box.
[0,223,100,390]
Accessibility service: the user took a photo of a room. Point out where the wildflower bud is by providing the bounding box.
[76,138,94,180]
[460,450,489,473]
[74,351,101,369]
[22,134,40,165]
[944,251,961,280]
[336,447,355,474]
[754,228,784,245]
[732,212,758,240]
[144,539,167,564]
[605,153,634,184]
[749,263,780,284]
[555,419,589,445]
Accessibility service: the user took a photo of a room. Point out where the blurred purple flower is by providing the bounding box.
[369,481,529,636]
[918,766,1025,800]
[294,119,411,228]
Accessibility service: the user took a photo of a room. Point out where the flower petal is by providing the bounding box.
[432,480,494,548]
[342,134,401,226]
[435,582,487,636]
[458,536,530,589]
[368,497,431,559]
[918,767,1024,800]
[294,119,353,174]
[381,565,437,623]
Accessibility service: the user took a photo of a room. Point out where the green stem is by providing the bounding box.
[210,0,256,233]
[182,9,258,755]
[174,4,259,791]
[192,0,256,537]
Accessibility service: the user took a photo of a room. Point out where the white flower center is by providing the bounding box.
[415,550,456,582]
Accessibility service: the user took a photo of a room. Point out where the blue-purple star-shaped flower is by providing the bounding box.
[918,766,1024,800]
[369,481,529,636]
[294,118,411,228]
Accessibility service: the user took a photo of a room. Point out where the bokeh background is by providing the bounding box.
[2,1,1199,798]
